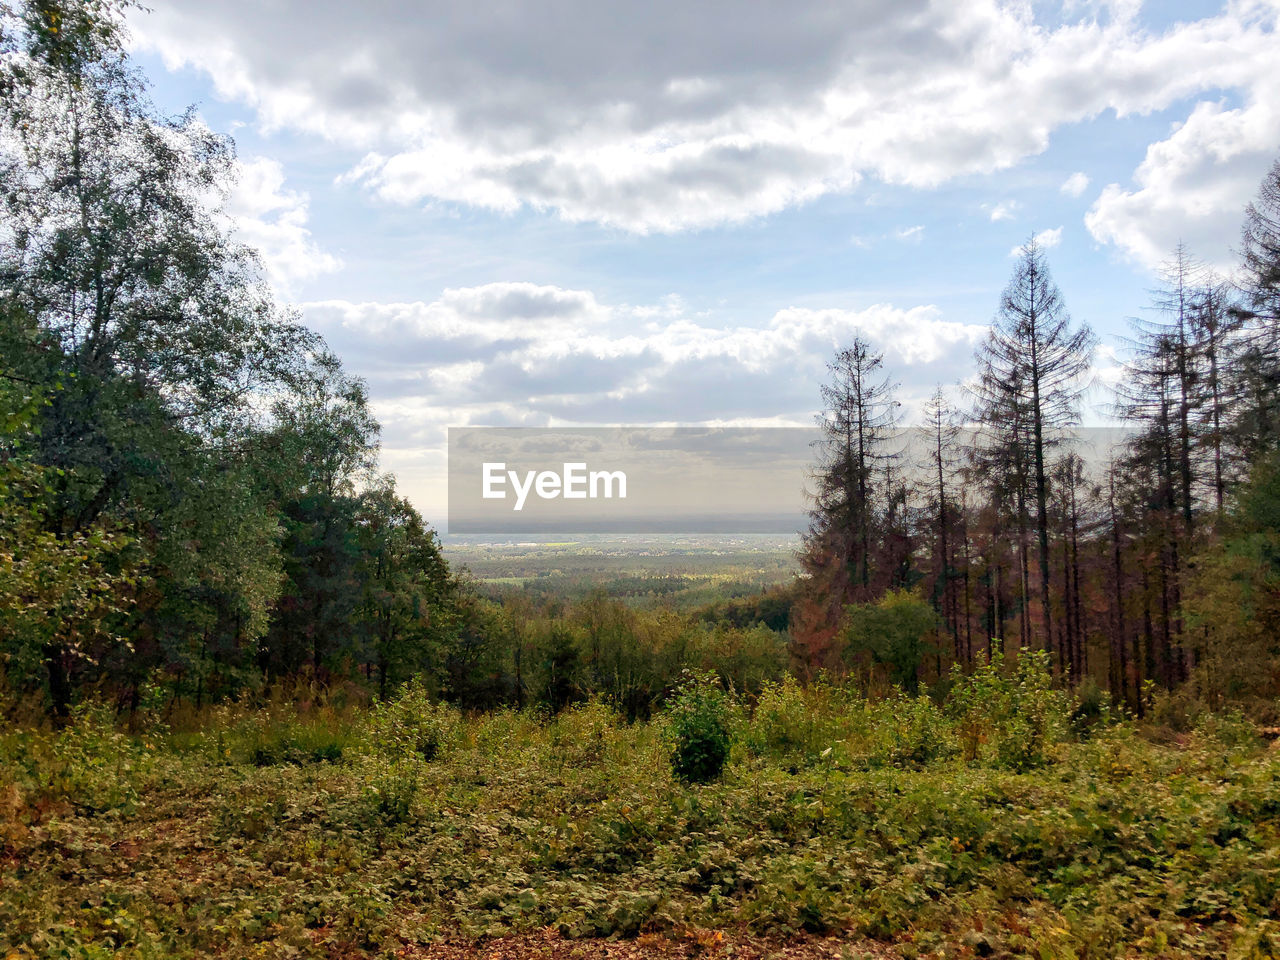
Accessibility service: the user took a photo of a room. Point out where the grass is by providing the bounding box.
[2,677,1279,959]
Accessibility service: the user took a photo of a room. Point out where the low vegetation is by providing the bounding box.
[3,658,1279,959]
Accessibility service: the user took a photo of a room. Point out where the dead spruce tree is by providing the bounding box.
[972,237,1095,657]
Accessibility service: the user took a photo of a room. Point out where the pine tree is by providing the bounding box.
[972,237,1096,657]
[805,336,900,598]
[920,386,962,658]
[796,336,901,669]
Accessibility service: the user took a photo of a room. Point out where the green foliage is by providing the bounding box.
[868,692,955,768]
[4,701,157,816]
[364,677,461,763]
[665,671,735,783]
[841,588,939,693]
[182,697,355,767]
[548,698,619,768]
[3,696,1280,958]
[1069,676,1114,737]
[1192,707,1263,750]
[744,674,857,766]
[355,679,462,823]
[947,645,1073,770]
[1184,453,1280,709]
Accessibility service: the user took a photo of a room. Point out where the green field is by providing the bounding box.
[444,535,800,611]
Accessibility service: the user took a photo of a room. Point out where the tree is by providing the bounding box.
[1239,158,1280,333]
[972,237,1095,656]
[1231,158,1280,457]
[1190,274,1240,518]
[795,336,901,670]
[841,588,938,694]
[919,386,963,657]
[805,335,900,595]
[0,306,133,717]
[0,0,458,712]
[354,479,454,699]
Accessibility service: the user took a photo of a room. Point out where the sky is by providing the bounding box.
[124,0,1280,527]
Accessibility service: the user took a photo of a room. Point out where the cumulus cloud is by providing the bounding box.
[985,200,1020,222]
[300,283,990,465]
[1084,75,1280,270]
[1061,171,1090,197]
[129,1,1280,234]
[225,158,340,293]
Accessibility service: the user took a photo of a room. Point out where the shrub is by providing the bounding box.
[746,675,824,761]
[359,679,460,823]
[364,677,460,762]
[549,698,618,768]
[44,701,151,814]
[666,671,735,783]
[1069,677,1113,738]
[1192,707,1262,749]
[841,588,938,694]
[869,692,954,768]
[946,645,1071,771]
[1148,685,1209,733]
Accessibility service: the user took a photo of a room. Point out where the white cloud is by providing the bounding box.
[895,225,925,242]
[225,157,340,293]
[1010,226,1063,256]
[297,279,1162,511]
[986,200,1020,222]
[129,1,1280,233]
[1060,171,1090,197]
[301,283,990,449]
[1084,77,1280,270]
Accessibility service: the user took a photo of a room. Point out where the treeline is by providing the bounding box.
[0,2,473,716]
[796,179,1280,713]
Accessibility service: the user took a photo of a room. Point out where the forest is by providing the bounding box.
[3,2,1280,959]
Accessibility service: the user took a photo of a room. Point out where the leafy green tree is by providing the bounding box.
[0,1,461,712]
[0,307,133,716]
[841,588,939,694]
[0,0,345,710]
[1184,453,1280,706]
[354,479,454,698]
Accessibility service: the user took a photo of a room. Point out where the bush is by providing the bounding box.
[364,677,460,762]
[1148,685,1209,733]
[359,679,461,823]
[869,692,954,768]
[1192,707,1262,749]
[1069,677,1113,737]
[666,671,735,783]
[42,701,152,814]
[946,645,1071,771]
[745,675,828,761]
[841,588,938,694]
[549,698,618,768]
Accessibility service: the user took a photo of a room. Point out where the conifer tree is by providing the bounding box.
[972,238,1095,656]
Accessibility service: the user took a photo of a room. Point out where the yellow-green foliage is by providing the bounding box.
[947,646,1074,771]
[357,678,462,822]
[2,687,1279,959]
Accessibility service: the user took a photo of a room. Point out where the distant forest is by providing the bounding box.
[3,0,1280,722]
